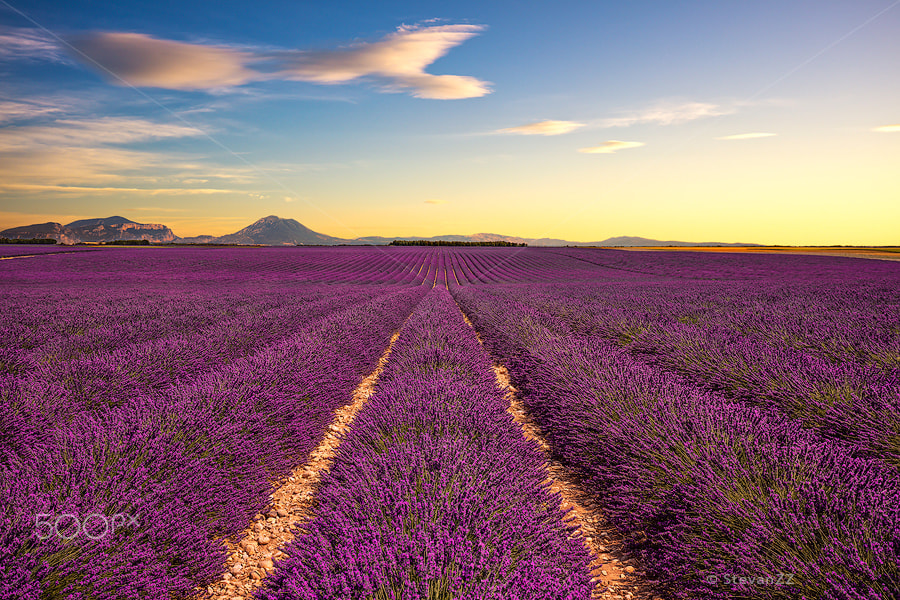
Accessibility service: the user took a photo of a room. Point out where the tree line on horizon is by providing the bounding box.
[0,238,57,244]
[389,240,527,247]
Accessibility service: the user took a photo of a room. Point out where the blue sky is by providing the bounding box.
[1,0,898,243]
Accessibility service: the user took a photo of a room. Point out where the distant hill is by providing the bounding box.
[66,216,177,243]
[582,236,759,247]
[211,216,345,245]
[0,216,177,244]
[178,235,217,244]
[0,222,79,245]
[1,215,761,247]
[361,232,757,247]
[66,216,137,229]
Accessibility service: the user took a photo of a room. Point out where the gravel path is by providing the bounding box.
[194,330,402,600]
[458,307,663,600]
[195,288,665,600]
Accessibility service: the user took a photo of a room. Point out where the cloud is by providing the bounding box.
[424,199,447,204]
[65,24,490,99]
[716,132,777,140]
[68,32,259,90]
[601,101,735,128]
[497,120,584,136]
[873,124,900,133]
[0,183,239,194]
[0,116,202,151]
[128,206,189,212]
[274,24,490,99]
[0,116,243,192]
[0,99,65,124]
[0,27,64,62]
[578,140,645,154]
[0,146,167,186]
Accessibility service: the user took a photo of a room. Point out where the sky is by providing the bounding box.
[0,0,898,244]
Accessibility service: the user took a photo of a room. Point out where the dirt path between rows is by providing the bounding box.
[194,330,402,600]
[456,305,663,600]
[195,292,665,600]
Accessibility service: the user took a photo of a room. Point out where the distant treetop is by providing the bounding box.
[389,240,527,247]
[0,237,57,244]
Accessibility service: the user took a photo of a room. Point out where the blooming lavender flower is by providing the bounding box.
[257,290,593,599]
[1,245,896,598]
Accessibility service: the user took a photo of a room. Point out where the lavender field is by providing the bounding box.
[1,246,898,600]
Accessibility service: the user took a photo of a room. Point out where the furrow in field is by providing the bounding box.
[253,289,592,598]
[457,307,658,600]
[452,284,900,599]
[196,328,404,600]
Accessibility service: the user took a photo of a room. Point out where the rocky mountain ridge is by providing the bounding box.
[0,217,178,245]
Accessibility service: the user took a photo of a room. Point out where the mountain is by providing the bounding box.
[179,235,217,244]
[2,214,761,247]
[66,216,137,229]
[66,216,177,243]
[0,222,79,245]
[583,235,757,247]
[0,216,177,244]
[210,216,345,245]
[354,232,757,247]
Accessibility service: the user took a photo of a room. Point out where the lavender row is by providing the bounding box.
[549,247,900,283]
[0,285,338,375]
[628,319,900,465]
[0,287,426,600]
[538,276,900,372]
[0,247,433,286]
[453,286,900,600]
[2,287,387,420]
[642,283,900,371]
[0,246,614,289]
[256,289,593,600]
[486,282,900,466]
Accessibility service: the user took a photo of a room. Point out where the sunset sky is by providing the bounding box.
[1,0,898,244]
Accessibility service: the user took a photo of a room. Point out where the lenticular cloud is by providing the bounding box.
[68,32,260,90]
[66,24,491,99]
[275,24,491,99]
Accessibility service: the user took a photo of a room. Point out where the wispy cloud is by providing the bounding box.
[128,206,190,212]
[0,27,65,62]
[64,24,490,99]
[0,116,202,151]
[873,124,900,133]
[578,140,645,154]
[716,132,777,140]
[0,99,65,124]
[497,120,584,136]
[601,101,735,128]
[0,183,239,194]
[0,146,167,186]
[424,199,447,204]
[0,116,245,192]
